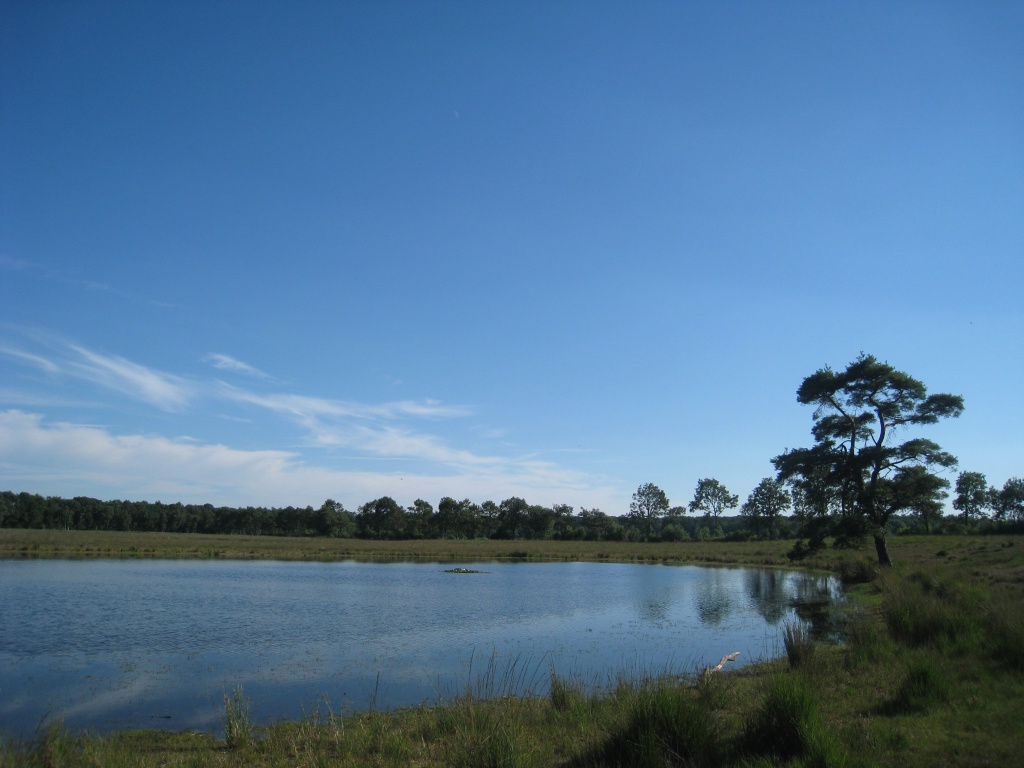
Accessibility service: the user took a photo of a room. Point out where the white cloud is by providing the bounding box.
[204,353,269,378]
[221,387,471,421]
[218,385,484,463]
[68,346,192,411]
[218,387,505,466]
[0,334,622,509]
[0,410,619,510]
[0,345,59,373]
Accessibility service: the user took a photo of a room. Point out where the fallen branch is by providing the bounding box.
[706,652,740,674]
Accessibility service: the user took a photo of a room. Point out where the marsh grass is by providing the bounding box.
[882,656,951,715]
[549,671,588,716]
[222,686,252,750]
[782,621,816,670]
[614,678,722,767]
[437,698,539,768]
[741,673,818,761]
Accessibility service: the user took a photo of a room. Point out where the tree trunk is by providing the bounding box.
[873,532,892,567]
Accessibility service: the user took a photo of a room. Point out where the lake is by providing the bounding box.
[0,558,842,737]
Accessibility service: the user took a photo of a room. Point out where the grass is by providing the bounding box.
[782,621,816,670]
[0,527,807,565]
[222,687,252,750]
[2,533,1023,767]
[6,529,1022,576]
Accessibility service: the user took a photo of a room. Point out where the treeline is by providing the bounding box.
[0,490,747,541]
[1,489,1018,543]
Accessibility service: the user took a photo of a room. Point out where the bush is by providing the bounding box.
[835,558,877,585]
[659,523,690,542]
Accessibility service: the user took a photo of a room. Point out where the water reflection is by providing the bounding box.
[790,573,844,640]
[743,569,788,625]
[694,568,734,625]
[0,559,843,737]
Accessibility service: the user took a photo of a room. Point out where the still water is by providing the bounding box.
[0,559,841,736]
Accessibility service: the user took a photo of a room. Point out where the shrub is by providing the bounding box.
[659,523,689,542]
[835,558,877,585]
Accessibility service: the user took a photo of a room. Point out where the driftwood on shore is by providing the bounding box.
[706,651,740,674]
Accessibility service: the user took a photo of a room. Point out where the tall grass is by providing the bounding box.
[883,656,951,714]
[438,699,537,768]
[574,677,723,768]
[223,686,253,749]
[782,621,816,670]
[549,671,588,716]
[879,567,1024,667]
[741,673,848,767]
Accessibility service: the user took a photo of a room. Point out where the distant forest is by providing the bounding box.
[0,490,1012,543]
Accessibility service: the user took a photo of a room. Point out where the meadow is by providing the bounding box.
[2,531,1022,767]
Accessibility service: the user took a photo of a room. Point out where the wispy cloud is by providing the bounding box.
[0,345,59,373]
[0,410,616,509]
[221,387,471,421]
[204,353,269,379]
[0,332,618,508]
[67,346,193,411]
[1,333,193,410]
[218,385,488,464]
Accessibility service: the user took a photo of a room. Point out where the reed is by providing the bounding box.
[222,686,253,750]
[782,620,816,670]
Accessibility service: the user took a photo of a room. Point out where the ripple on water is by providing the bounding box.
[0,559,842,736]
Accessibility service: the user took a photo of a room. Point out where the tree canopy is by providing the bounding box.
[990,478,1024,522]
[740,478,791,539]
[772,353,964,566]
[689,478,739,520]
[629,483,670,541]
[953,471,989,526]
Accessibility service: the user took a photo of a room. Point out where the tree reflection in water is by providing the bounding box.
[694,569,734,626]
[743,569,787,625]
[692,568,843,641]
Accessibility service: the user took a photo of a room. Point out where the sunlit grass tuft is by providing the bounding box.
[223,686,253,750]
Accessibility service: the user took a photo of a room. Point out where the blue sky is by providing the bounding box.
[2,1,1022,514]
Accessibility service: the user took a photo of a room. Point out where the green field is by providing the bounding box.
[2,531,1023,767]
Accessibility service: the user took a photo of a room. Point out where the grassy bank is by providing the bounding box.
[3,528,1022,579]
[2,534,1023,767]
